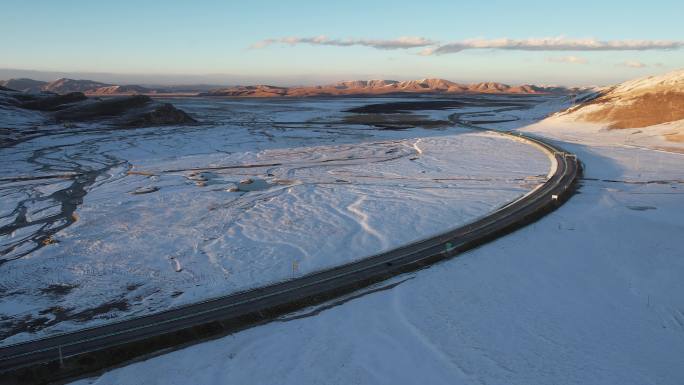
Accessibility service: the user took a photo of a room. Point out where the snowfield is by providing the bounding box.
[0,97,550,344]
[524,115,684,154]
[70,95,684,385]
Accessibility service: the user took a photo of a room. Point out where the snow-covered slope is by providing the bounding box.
[557,68,684,130]
[0,78,153,95]
[0,78,47,92]
[607,68,684,97]
[42,78,112,93]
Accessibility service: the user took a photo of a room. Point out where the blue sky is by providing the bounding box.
[1,0,683,85]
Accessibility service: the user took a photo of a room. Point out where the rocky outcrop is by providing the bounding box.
[53,95,196,127]
[119,103,197,127]
[54,95,152,120]
[0,89,196,128]
[0,90,88,111]
[18,92,88,111]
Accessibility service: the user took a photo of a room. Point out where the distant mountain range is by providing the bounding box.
[0,78,221,95]
[0,78,154,95]
[201,78,574,97]
[0,77,576,97]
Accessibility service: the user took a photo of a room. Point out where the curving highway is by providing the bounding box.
[0,117,581,384]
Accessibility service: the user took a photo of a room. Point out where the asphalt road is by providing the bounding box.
[0,120,580,383]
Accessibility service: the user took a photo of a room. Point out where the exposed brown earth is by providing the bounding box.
[656,147,684,154]
[579,92,684,129]
[664,132,684,143]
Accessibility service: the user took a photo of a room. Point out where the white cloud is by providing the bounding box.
[251,36,684,57]
[618,60,648,68]
[250,36,436,50]
[250,39,277,49]
[547,55,588,64]
[429,37,684,55]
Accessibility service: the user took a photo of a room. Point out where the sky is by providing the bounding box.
[1,0,683,86]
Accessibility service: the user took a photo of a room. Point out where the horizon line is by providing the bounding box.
[0,67,627,88]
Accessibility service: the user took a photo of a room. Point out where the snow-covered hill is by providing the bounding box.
[0,78,48,92]
[0,78,153,95]
[557,68,684,130]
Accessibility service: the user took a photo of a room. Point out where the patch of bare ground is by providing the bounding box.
[664,132,684,143]
[39,283,79,296]
[577,92,684,129]
[0,299,130,340]
[655,146,684,154]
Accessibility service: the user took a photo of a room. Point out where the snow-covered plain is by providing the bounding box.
[0,97,550,344]
[71,96,684,385]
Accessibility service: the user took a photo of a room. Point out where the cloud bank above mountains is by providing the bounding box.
[252,36,684,55]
